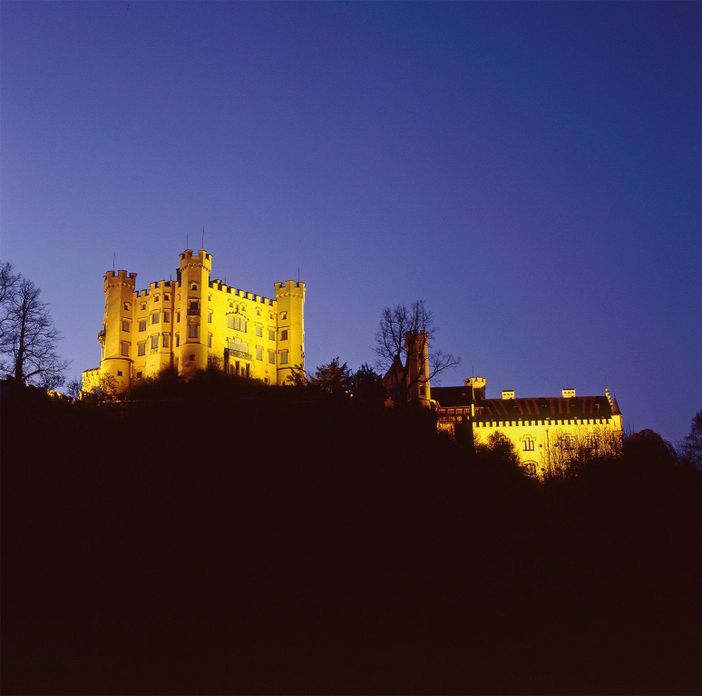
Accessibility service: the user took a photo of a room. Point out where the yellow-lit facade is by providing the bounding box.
[82,248,305,393]
[389,331,624,477]
[434,379,624,477]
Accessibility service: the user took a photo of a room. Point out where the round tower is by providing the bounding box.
[274,280,306,385]
[176,249,212,377]
[100,269,137,392]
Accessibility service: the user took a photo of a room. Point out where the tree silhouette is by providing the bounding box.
[680,410,702,470]
[0,267,68,389]
[311,357,354,397]
[375,300,459,402]
[353,363,385,401]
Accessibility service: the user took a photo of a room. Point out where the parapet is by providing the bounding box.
[104,270,137,290]
[209,279,275,304]
[465,376,487,400]
[179,248,212,271]
[274,280,306,298]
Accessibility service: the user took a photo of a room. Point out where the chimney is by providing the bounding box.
[562,388,576,398]
[501,390,515,400]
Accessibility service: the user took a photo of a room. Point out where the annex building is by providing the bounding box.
[432,378,623,477]
[82,248,305,393]
[386,331,624,477]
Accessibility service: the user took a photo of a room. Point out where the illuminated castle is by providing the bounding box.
[82,248,305,393]
[386,331,624,477]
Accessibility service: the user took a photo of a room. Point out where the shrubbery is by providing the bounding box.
[2,375,700,694]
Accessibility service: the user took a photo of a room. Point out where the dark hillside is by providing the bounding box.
[2,379,700,694]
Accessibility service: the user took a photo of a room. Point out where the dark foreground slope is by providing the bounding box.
[2,379,701,694]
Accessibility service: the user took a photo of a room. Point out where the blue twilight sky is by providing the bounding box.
[2,1,700,443]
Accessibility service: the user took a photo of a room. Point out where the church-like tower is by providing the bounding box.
[82,248,306,393]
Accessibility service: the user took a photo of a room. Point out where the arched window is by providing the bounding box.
[523,461,538,477]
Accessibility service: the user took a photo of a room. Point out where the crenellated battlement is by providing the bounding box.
[274,280,306,298]
[86,246,306,393]
[179,248,212,271]
[104,270,137,289]
[209,279,276,304]
[148,280,172,290]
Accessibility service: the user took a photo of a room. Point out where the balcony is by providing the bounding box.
[227,348,251,360]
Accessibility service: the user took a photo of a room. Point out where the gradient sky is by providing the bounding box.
[2,1,700,444]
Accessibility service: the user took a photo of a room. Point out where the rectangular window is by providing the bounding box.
[120,341,130,357]
[280,329,288,341]
[256,346,263,361]
[152,313,159,324]
[151,335,158,350]
[268,328,275,341]
[208,333,213,347]
[163,311,170,323]
[121,319,130,333]
[268,350,276,365]
[227,315,247,332]
[138,341,146,356]
[280,349,289,365]
[188,323,199,339]
[176,312,181,323]
[138,320,146,332]
[175,333,180,347]
[162,333,170,348]
[208,312,213,324]
[164,294,170,301]
[256,325,263,337]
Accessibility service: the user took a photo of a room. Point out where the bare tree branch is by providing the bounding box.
[0,269,69,389]
[375,300,460,401]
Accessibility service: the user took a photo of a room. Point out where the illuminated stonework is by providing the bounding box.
[433,380,624,477]
[82,248,305,393]
[388,331,624,477]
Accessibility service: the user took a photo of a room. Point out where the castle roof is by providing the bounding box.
[431,388,614,421]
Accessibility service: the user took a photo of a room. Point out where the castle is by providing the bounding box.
[82,248,305,393]
[384,331,624,477]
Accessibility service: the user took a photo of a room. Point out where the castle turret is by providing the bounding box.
[176,249,212,376]
[274,280,306,385]
[101,269,137,391]
[405,330,431,406]
[465,376,486,401]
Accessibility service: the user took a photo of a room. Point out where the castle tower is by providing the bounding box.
[101,269,138,391]
[176,249,212,376]
[405,330,431,406]
[274,280,306,384]
[465,376,486,401]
